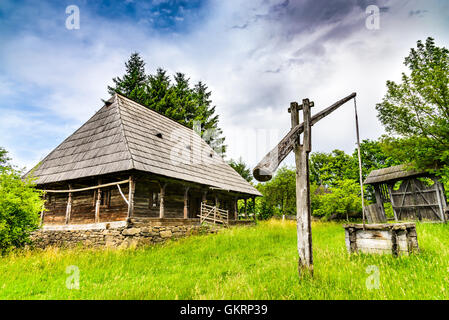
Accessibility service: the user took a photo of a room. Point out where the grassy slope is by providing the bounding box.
[1,220,449,299]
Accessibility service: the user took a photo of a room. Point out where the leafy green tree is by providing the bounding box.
[313,179,363,220]
[257,166,296,216]
[376,37,449,176]
[310,149,357,187]
[228,157,253,182]
[0,148,44,253]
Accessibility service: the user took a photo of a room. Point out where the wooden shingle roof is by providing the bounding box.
[363,164,426,185]
[28,94,261,196]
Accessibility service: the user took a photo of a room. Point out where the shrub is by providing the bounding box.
[313,179,363,220]
[0,168,44,253]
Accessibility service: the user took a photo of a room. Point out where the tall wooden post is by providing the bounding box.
[290,99,314,276]
[252,196,256,220]
[127,176,135,219]
[159,182,167,218]
[183,186,190,219]
[65,184,72,225]
[95,189,101,223]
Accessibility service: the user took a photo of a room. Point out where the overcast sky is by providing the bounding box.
[1,0,449,172]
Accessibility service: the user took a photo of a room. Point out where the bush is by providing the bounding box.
[0,168,44,253]
[313,179,363,220]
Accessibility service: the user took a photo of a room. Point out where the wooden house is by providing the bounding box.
[364,164,447,222]
[27,94,261,226]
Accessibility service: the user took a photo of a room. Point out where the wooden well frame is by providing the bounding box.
[343,223,419,256]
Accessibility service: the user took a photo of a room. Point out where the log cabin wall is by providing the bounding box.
[41,174,130,225]
[133,174,239,220]
[41,172,243,225]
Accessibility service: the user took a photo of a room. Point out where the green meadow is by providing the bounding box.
[1,220,449,299]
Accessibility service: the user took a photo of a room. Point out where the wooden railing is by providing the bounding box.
[198,203,229,226]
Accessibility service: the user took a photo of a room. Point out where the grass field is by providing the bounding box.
[1,220,449,299]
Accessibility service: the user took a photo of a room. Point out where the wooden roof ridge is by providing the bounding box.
[115,94,136,170]
[363,164,427,185]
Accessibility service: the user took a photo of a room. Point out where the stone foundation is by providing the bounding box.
[31,218,223,249]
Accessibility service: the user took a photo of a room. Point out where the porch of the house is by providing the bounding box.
[39,171,257,228]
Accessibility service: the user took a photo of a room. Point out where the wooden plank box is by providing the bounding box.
[343,223,419,256]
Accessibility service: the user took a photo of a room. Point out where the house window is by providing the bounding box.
[149,192,160,209]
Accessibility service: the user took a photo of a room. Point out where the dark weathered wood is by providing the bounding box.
[253,92,356,182]
[365,203,387,223]
[343,223,419,255]
[373,184,386,220]
[294,99,313,275]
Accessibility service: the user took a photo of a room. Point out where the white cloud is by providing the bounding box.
[1,0,449,173]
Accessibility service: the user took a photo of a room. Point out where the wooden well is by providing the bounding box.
[343,223,419,256]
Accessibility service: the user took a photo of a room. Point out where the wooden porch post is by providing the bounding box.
[159,182,167,218]
[183,186,190,219]
[127,176,135,219]
[65,184,72,225]
[234,197,238,220]
[95,189,101,223]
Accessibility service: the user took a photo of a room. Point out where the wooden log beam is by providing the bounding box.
[253,92,356,182]
[43,179,130,193]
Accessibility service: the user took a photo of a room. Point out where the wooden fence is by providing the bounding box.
[198,203,229,226]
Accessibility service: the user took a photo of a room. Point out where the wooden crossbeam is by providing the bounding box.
[253,92,356,182]
[43,179,130,193]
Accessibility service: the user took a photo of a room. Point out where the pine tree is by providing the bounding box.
[108,54,227,156]
[108,52,147,105]
[192,81,226,155]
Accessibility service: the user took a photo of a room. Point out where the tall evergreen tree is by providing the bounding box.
[108,53,227,155]
[107,52,147,105]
